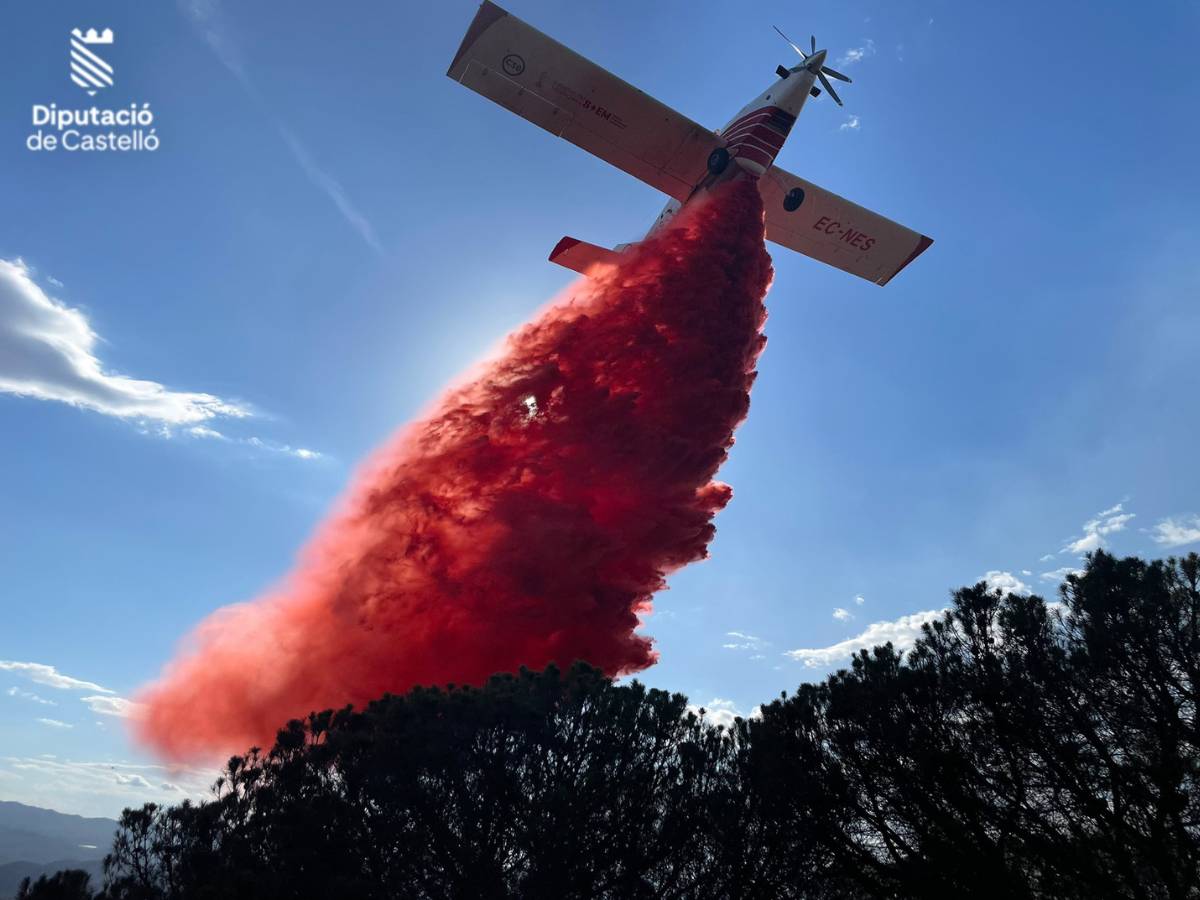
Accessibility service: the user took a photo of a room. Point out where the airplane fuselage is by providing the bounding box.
[646,54,823,237]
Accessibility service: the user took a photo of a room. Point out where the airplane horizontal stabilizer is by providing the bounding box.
[549,237,620,277]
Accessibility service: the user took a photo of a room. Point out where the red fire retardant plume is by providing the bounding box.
[136,179,772,760]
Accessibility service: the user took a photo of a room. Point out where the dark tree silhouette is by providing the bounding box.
[38,550,1197,899]
[751,551,1200,898]
[15,870,94,900]
[101,665,738,899]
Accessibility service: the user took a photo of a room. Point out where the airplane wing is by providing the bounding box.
[447,1,719,202]
[759,165,933,286]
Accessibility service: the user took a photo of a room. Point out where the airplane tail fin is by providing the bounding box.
[549,236,619,277]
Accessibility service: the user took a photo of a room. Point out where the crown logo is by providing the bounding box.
[71,28,114,45]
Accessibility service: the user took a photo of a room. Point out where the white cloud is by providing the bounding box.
[686,698,760,730]
[1,755,217,817]
[837,38,876,67]
[832,607,853,621]
[1040,566,1083,583]
[1065,532,1101,554]
[723,630,769,652]
[785,609,944,668]
[188,424,225,440]
[1061,503,1134,555]
[81,695,141,718]
[0,661,112,693]
[37,718,73,729]
[854,595,865,606]
[189,428,321,461]
[1150,516,1200,548]
[245,436,322,460]
[1021,570,1032,576]
[1039,554,1055,562]
[0,259,249,426]
[6,686,55,706]
[980,570,1030,596]
[839,115,861,132]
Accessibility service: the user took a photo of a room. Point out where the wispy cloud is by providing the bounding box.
[181,0,249,84]
[1061,503,1134,555]
[722,631,769,652]
[0,259,249,426]
[1150,515,1200,549]
[837,39,876,68]
[0,660,112,693]
[0,259,324,456]
[785,609,944,668]
[247,435,322,460]
[278,127,382,253]
[179,1,382,254]
[81,695,141,718]
[2,661,146,724]
[2,755,217,817]
[833,596,866,621]
[6,686,56,706]
[1040,566,1083,583]
[188,426,322,461]
[839,114,861,132]
[980,570,1031,596]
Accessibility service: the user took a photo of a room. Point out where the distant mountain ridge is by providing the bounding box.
[0,801,116,863]
[0,801,116,897]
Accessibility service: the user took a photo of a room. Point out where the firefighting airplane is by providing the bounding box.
[447,2,932,286]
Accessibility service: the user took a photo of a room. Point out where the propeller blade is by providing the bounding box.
[773,25,807,58]
[821,65,852,83]
[811,35,817,54]
[817,69,843,106]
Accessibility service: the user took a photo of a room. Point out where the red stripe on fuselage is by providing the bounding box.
[722,111,774,137]
[720,106,792,169]
[723,121,785,145]
[729,126,785,148]
[730,144,774,168]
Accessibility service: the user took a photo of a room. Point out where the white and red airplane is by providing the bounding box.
[448,2,931,286]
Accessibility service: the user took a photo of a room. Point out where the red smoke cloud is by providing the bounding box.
[137,179,772,760]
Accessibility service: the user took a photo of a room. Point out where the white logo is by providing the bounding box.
[70,28,114,96]
[25,26,160,154]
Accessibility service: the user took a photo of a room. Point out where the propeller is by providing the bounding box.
[773,27,853,107]
[816,70,842,107]
[773,25,808,59]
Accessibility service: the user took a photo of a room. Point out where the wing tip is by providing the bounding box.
[877,234,933,286]
[447,1,509,79]
[549,236,582,262]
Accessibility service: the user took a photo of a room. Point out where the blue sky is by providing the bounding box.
[2,0,1198,817]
